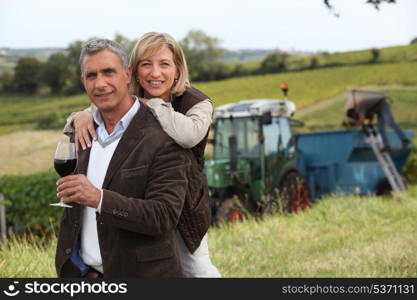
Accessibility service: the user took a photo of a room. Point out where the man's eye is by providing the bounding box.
[104,69,115,75]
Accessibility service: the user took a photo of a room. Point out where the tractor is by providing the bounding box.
[205,84,310,224]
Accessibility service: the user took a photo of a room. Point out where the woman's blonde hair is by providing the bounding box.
[129,32,190,97]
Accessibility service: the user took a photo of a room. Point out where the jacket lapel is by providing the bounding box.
[75,147,91,175]
[101,104,148,189]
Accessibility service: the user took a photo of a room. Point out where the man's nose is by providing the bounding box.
[94,74,107,88]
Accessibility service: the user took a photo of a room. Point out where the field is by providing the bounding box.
[0,130,63,176]
[0,94,88,135]
[0,46,416,278]
[195,61,417,108]
[1,84,415,177]
[1,185,417,277]
[1,61,416,136]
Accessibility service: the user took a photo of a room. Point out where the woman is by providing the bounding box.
[64,32,220,277]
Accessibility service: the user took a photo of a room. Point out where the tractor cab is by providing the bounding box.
[205,86,310,223]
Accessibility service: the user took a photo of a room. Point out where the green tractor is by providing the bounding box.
[205,85,311,224]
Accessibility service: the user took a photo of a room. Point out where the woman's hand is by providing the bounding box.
[73,111,96,150]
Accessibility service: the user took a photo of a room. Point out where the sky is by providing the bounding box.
[1,0,416,52]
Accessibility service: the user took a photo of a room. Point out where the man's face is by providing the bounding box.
[81,49,131,112]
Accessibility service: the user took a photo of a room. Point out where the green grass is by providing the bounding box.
[0,94,89,128]
[0,234,56,277]
[2,185,417,277]
[210,185,417,277]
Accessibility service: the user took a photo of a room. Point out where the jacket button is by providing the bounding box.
[65,248,72,255]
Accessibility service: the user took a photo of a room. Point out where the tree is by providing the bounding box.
[114,33,136,54]
[259,51,289,74]
[65,40,85,94]
[42,52,69,94]
[369,48,380,63]
[309,57,320,69]
[180,30,225,81]
[0,71,14,93]
[411,37,417,44]
[14,57,41,94]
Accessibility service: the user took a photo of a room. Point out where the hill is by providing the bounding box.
[224,43,417,74]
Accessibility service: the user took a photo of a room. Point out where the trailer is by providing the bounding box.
[296,129,413,200]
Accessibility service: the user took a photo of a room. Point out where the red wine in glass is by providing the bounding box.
[50,141,77,208]
[54,159,77,177]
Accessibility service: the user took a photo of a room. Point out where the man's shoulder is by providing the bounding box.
[131,104,181,145]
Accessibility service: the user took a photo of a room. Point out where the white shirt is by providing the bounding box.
[80,98,140,273]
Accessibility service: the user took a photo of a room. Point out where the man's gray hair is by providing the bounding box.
[79,39,128,74]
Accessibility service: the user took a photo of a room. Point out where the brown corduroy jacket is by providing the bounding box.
[55,104,190,278]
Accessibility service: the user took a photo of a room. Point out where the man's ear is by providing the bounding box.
[126,66,132,84]
[80,75,87,91]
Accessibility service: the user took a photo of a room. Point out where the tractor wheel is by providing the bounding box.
[216,196,248,224]
[262,188,286,216]
[279,172,311,213]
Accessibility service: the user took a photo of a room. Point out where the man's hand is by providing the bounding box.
[57,174,101,208]
[74,111,97,150]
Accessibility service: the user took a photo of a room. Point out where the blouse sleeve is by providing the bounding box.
[62,104,97,135]
[146,98,213,149]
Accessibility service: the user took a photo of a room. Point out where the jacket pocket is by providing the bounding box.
[121,165,148,179]
[136,240,174,262]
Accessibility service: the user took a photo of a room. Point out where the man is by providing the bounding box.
[345,89,410,152]
[55,39,190,278]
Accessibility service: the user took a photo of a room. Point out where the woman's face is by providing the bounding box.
[137,45,178,101]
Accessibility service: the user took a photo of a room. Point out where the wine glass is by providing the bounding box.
[50,141,77,208]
